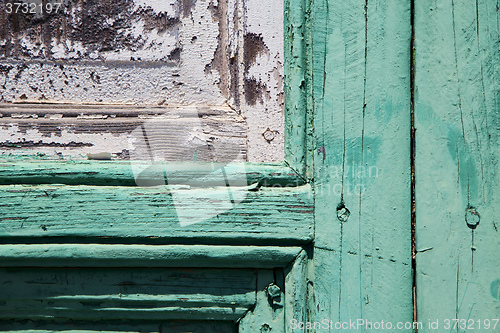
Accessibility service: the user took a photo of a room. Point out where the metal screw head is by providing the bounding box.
[266,283,281,298]
[260,323,271,332]
[337,206,350,222]
[465,207,480,229]
[262,128,275,142]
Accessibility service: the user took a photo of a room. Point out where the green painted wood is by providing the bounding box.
[284,0,314,179]
[0,1,316,331]
[0,160,305,187]
[312,0,413,329]
[0,320,237,333]
[0,267,257,321]
[0,184,313,244]
[284,249,314,333]
[414,0,500,330]
[238,269,285,332]
[0,244,302,268]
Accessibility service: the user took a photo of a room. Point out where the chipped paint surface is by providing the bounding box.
[243,0,284,162]
[0,0,284,161]
[0,105,247,160]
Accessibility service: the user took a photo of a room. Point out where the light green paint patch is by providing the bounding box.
[491,279,500,300]
[315,136,382,190]
[0,226,9,237]
[373,98,395,124]
[446,125,479,205]
[416,102,480,205]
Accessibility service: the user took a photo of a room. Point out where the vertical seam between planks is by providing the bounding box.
[358,0,369,321]
[410,0,417,330]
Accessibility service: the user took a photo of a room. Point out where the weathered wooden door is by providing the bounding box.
[1,0,499,332]
[0,0,312,332]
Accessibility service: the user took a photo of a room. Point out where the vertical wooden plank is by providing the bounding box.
[284,0,313,178]
[243,0,286,162]
[313,0,413,330]
[415,0,500,330]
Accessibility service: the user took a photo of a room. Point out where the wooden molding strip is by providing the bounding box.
[0,161,306,187]
[0,244,302,267]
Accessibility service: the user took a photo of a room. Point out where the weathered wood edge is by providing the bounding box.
[0,244,302,268]
[284,0,314,180]
[0,160,306,187]
[284,248,314,333]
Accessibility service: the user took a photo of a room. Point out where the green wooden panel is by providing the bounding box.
[414,0,500,330]
[0,245,310,332]
[0,184,313,244]
[312,0,413,330]
[0,160,305,187]
[284,0,314,179]
[0,267,256,321]
[0,244,302,268]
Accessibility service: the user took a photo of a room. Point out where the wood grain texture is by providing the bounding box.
[0,160,305,187]
[0,0,286,162]
[0,267,257,321]
[0,184,313,244]
[414,0,500,329]
[312,0,413,328]
[0,244,302,268]
[0,104,247,161]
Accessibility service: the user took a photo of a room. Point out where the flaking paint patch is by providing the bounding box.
[243,33,270,105]
[204,0,232,104]
[0,0,284,162]
[0,0,180,61]
[243,33,269,73]
[181,0,197,18]
[244,78,268,106]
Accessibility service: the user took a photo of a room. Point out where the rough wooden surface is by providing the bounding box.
[284,249,313,333]
[239,269,285,332]
[414,0,500,330]
[0,104,247,161]
[0,183,313,244]
[0,160,305,187]
[312,0,413,329]
[0,244,302,268]
[0,267,257,321]
[0,0,285,162]
[284,0,313,178]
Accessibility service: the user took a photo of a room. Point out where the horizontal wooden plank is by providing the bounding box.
[0,267,257,321]
[0,160,306,187]
[0,244,302,268]
[0,104,247,161]
[0,320,237,333]
[0,184,313,244]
